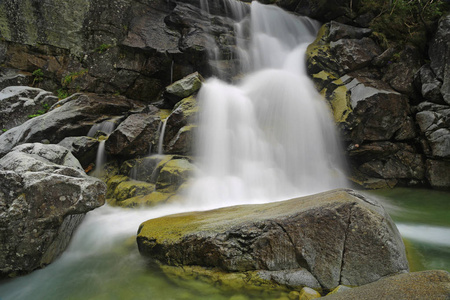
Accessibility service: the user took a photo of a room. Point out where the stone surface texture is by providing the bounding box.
[137,189,408,290]
[0,143,106,278]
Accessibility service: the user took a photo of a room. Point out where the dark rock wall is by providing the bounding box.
[0,0,449,189]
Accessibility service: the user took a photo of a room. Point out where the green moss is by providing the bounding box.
[106,175,130,199]
[137,189,357,244]
[119,191,175,208]
[159,265,290,295]
[113,180,155,202]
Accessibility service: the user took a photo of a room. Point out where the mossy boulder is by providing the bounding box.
[137,189,408,290]
[163,72,204,107]
[155,158,196,193]
[112,180,155,203]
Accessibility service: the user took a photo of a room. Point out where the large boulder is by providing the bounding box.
[137,189,408,290]
[0,93,136,157]
[0,143,106,278]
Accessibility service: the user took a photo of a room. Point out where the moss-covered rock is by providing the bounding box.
[137,189,408,290]
[155,158,195,193]
[113,180,155,203]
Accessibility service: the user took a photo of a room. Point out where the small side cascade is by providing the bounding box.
[157,119,168,155]
[87,119,118,175]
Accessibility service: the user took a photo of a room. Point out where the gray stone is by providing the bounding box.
[0,86,58,130]
[0,143,106,278]
[105,113,161,157]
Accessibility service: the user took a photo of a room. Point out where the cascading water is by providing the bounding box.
[87,119,117,175]
[187,2,347,207]
[0,2,348,299]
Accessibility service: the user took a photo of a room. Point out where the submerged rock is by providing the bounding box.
[137,189,408,290]
[0,143,106,278]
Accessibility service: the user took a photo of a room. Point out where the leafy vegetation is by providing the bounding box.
[32,68,44,85]
[2,128,7,132]
[357,0,450,52]
[57,69,88,99]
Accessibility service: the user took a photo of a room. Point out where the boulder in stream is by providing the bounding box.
[137,189,408,290]
[0,143,106,278]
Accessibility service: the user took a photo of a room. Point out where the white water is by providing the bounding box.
[187,2,346,207]
[87,120,117,174]
[0,2,348,299]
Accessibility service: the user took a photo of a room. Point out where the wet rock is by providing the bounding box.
[105,113,161,158]
[0,86,58,130]
[0,143,106,278]
[58,136,99,169]
[155,158,195,193]
[163,96,199,155]
[0,93,135,157]
[163,72,204,107]
[137,189,408,290]
[321,270,450,300]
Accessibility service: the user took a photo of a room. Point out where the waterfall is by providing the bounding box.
[187,2,347,207]
[0,2,348,299]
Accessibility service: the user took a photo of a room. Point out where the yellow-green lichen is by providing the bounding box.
[137,189,361,245]
[325,83,352,124]
[113,180,155,202]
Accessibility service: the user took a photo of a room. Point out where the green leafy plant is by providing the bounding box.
[2,128,7,132]
[57,88,69,100]
[32,68,44,85]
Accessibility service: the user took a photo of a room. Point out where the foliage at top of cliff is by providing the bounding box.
[356,0,449,53]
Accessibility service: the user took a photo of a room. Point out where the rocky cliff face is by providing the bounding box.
[0,0,449,190]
